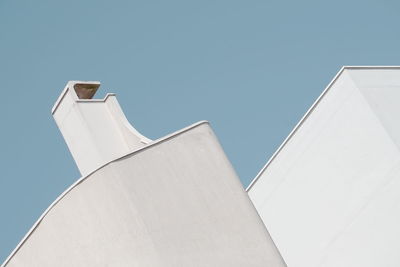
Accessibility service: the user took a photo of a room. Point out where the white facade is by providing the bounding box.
[248,67,400,267]
[2,82,285,267]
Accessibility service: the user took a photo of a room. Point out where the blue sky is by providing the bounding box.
[1,0,400,262]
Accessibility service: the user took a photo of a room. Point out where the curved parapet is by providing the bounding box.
[2,83,286,266]
[2,122,285,267]
[248,66,400,267]
[52,81,151,176]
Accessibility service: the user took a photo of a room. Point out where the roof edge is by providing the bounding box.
[245,66,400,191]
[1,120,210,267]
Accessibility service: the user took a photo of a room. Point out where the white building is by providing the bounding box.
[2,81,285,267]
[248,67,400,267]
[5,66,399,267]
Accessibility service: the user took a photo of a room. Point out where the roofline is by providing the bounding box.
[246,65,400,192]
[1,120,209,267]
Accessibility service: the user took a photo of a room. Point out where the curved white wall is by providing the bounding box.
[3,82,286,267]
[4,123,285,267]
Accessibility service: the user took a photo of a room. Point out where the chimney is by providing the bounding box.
[52,81,151,176]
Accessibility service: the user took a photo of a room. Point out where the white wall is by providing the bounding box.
[248,67,400,267]
[3,83,285,267]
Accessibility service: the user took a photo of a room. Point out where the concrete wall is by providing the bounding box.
[248,67,400,267]
[2,83,285,267]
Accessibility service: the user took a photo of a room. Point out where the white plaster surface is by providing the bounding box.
[2,83,285,267]
[248,67,400,267]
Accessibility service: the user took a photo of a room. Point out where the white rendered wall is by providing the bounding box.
[2,84,286,267]
[248,67,400,267]
[4,123,285,267]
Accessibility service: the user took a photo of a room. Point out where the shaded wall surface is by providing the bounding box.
[248,67,400,267]
[5,123,285,267]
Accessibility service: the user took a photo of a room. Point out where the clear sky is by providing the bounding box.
[1,0,400,262]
